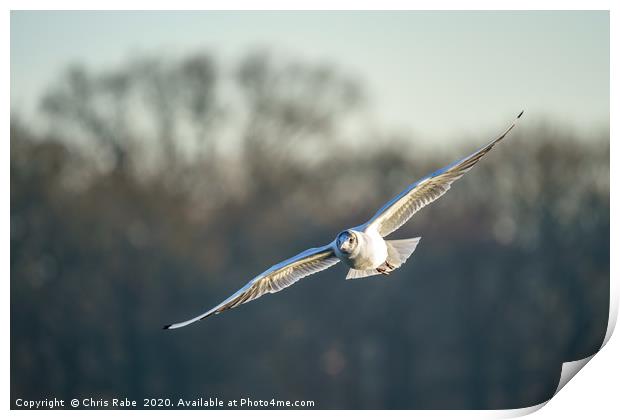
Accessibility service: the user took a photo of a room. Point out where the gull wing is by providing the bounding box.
[364,111,523,238]
[163,244,339,329]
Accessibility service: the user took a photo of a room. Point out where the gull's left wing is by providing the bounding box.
[364,111,523,238]
[163,244,339,329]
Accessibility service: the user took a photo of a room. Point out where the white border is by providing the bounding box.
[4,2,616,418]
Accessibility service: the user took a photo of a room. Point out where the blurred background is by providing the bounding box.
[11,11,609,409]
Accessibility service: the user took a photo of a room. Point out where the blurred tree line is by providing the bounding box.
[11,51,609,409]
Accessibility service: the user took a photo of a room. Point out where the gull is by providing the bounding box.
[164,111,523,329]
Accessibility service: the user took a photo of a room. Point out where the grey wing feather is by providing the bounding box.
[163,244,339,329]
[365,111,523,237]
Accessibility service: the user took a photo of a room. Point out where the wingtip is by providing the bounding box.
[517,110,524,119]
[162,324,172,330]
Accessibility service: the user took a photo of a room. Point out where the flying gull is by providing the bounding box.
[164,111,523,329]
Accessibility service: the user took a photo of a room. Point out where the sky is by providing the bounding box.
[10,11,609,144]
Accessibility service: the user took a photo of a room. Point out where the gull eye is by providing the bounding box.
[349,237,354,243]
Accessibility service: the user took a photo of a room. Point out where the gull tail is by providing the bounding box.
[346,237,421,279]
[386,237,421,267]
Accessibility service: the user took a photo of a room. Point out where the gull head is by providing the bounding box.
[336,230,358,254]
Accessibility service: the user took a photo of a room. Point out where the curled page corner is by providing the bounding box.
[496,293,616,418]
[494,356,596,418]
[553,355,595,396]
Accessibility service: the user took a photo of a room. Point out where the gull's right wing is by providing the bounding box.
[363,111,523,237]
[163,243,339,329]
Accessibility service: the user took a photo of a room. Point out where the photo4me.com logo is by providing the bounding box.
[175,398,315,408]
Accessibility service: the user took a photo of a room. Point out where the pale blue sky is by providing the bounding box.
[11,11,609,143]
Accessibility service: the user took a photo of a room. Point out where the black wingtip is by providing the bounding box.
[162,324,172,330]
[517,110,524,119]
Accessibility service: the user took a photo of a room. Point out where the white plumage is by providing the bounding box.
[164,111,523,329]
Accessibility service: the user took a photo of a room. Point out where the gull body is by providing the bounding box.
[164,111,524,330]
[334,229,387,270]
